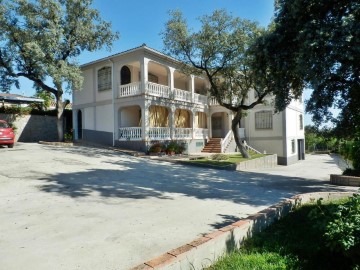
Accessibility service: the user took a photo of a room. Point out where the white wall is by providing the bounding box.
[285,106,305,157]
[95,105,113,132]
[74,69,94,105]
[84,107,95,130]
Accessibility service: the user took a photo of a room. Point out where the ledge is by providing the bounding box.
[130,191,354,270]
[330,174,360,187]
[38,141,73,147]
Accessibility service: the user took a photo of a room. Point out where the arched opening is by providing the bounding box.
[120,66,131,85]
[77,110,82,139]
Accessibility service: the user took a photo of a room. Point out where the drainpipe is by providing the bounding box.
[110,58,115,147]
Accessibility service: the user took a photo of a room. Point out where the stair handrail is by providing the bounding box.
[245,143,262,154]
[221,130,233,153]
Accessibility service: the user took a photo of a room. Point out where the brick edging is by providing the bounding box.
[38,141,73,147]
[330,174,360,187]
[130,192,355,270]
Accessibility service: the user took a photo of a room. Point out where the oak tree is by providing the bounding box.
[0,0,119,140]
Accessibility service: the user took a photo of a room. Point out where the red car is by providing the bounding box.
[0,120,15,148]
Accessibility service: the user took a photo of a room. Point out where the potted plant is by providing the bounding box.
[166,141,177,155]
[148,142,163,155]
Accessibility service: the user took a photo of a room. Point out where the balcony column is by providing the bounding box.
[192,110,196,139]
[169,106,176,140]
[141,101,150,141]
[140,58,149,93]
[168,67,175,99]
[208,114,212,138]
[189,75,195,102]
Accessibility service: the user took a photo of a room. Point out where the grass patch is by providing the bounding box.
[186,153,265,167]
[208,198,359,270]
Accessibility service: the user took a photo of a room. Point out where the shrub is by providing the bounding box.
[211,153,228,161]
[309,191,360,266]
[148,143,164,154]
[343,169,360,177]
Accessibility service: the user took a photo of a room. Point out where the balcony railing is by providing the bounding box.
[148,127,171,140]
[119,127,142,140]
[146,82,170,98]
[194,93,208,104]
[174,128,192,139]
[174,88,192,102]
[118,126,210,141]
[118,82,141,98]
[117,82,210,105]
[194,128,209,139]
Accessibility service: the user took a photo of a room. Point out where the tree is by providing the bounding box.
[162,10,301,158]
[268,0,360,129]
[0,0,119,141]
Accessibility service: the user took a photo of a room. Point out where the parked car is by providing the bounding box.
[0,120,15,148]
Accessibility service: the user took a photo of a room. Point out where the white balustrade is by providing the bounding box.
[209,97,219,105]
[146,82,170,98]
[118,127,142,140]
[194,128,209,139]
[148,127,171,140]
[174,88,192,102]
[221,130,233,153]
[174,128,192,139]
[118,82,141,97]
[194,93,208,104]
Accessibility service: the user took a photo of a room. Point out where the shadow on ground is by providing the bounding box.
[38,146,349,209]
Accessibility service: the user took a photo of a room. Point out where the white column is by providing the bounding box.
[191,110,196,139]
[169,106,175,140]
[208,114,212,138]
[141,102,150,140]
[168,67,175,99]
[73,109,78,140]
[140,58,149,93]
[189,75,195,102]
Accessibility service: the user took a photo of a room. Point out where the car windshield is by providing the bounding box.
[0,122,9,128]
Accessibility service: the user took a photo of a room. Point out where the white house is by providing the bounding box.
[72,44,305,165]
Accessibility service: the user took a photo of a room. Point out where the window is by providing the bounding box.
[291,139,296,154]
[255,111,273,129]
[299,114,303,130]
[98,66,112,91]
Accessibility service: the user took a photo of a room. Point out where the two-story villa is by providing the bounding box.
[72,44,305,165]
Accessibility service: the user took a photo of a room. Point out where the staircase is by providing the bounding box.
[201,138,222,153]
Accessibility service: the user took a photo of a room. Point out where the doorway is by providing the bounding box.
[297,139,305,160]
[77,110,83,139]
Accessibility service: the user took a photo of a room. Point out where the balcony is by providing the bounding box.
[118,127,209,141]
[118,81,207,105]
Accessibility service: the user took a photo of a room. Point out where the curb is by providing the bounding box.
[130,191,355,270]
[38,141,73,147]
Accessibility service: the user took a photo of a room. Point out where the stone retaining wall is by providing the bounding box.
[236,154,277,171]
[330,174,360,187]
[131,191,355,270]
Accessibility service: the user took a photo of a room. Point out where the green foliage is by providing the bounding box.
[211,199,359,269]
[208,251,291,270]
[148,143,164,154]
[0,0,118,140]
[211,153,229,161]
[308,192,360,266]
[305,125,338,152]
[0,106,58,116]
[268,0,360,128]
[64,132,73,142]
[162,9,297,158]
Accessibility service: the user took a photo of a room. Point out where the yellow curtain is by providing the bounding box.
[175,109,190,128]
[196,112,207,128]
[149,106,169,127]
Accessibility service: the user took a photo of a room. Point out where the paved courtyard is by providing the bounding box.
[0,143,357,270]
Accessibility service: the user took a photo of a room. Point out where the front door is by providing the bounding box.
[297,139,305,160]
[211,116,222,138]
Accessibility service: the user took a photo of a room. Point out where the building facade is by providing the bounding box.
[73,45,305,165]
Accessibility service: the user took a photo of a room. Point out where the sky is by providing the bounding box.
[11,0,315,125]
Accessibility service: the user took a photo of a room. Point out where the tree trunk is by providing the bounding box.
[231,110,250,158]
[55,92,64,142]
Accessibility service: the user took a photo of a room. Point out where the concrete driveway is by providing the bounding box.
[0,143,357,270]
